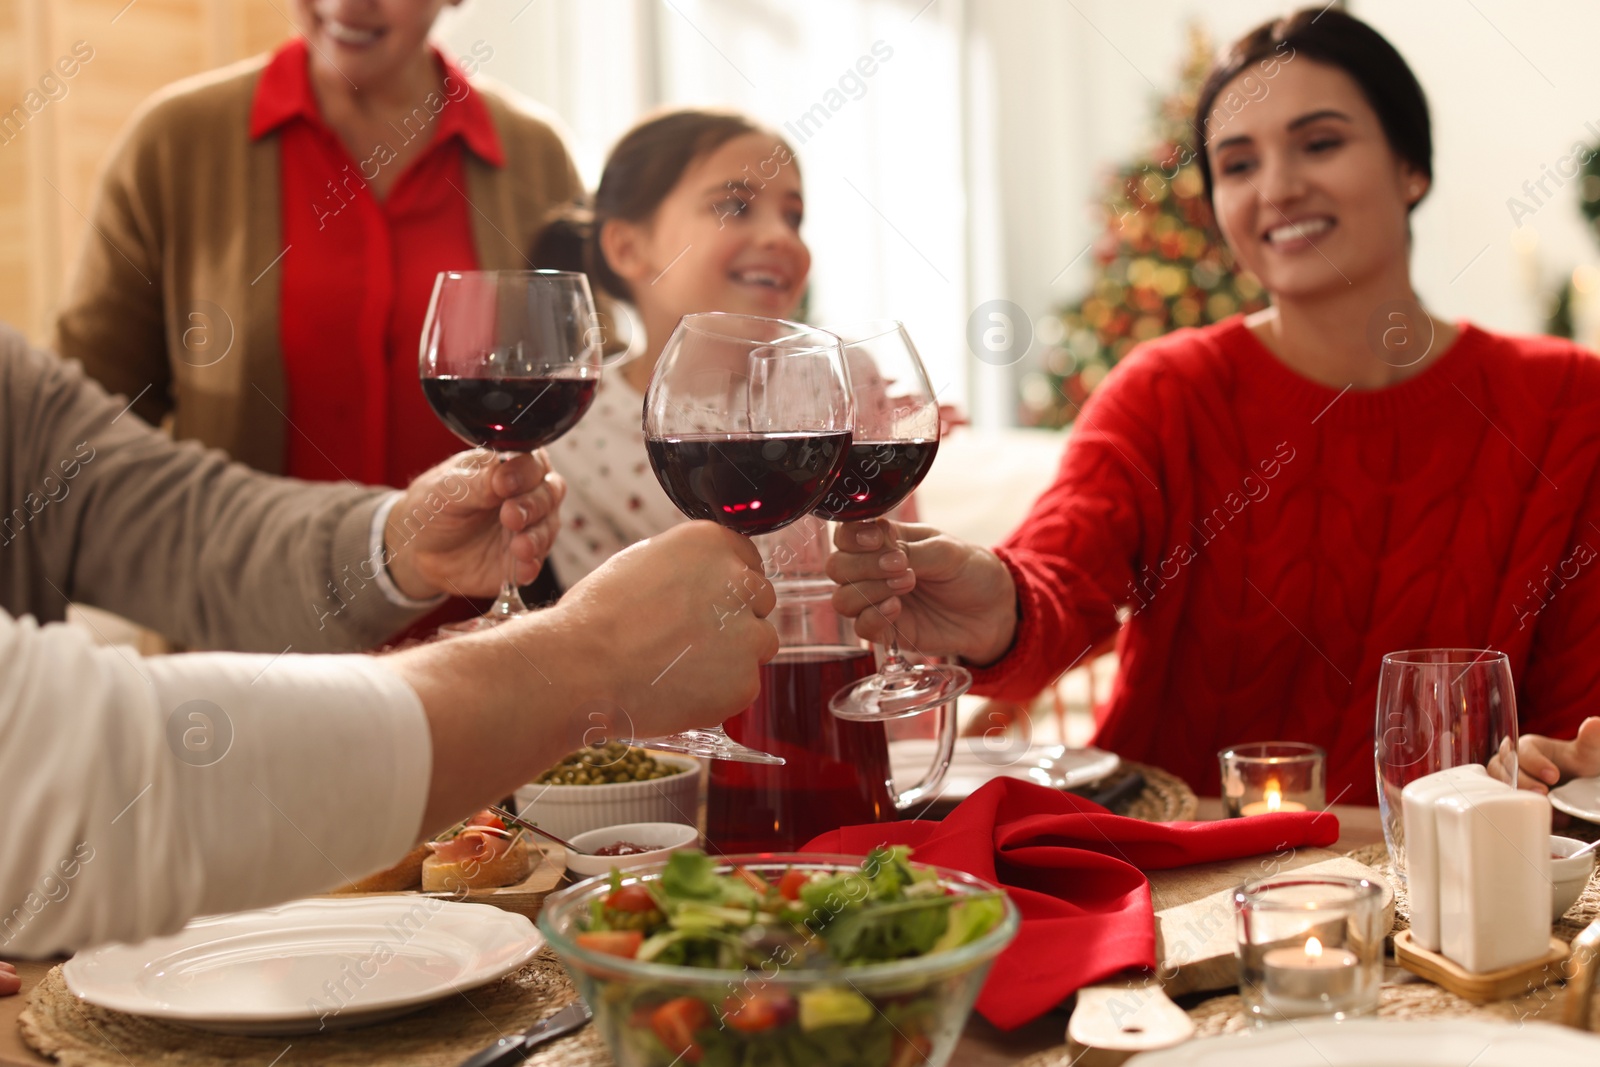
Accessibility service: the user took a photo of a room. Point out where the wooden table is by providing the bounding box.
[0,804,1385,1067]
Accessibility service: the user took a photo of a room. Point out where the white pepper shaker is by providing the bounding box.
[1400,765,1503,952]
[1436,788,1551,973]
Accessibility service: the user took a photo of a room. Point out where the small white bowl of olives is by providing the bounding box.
[515,744,701,841]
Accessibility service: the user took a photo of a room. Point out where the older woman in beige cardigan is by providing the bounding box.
[55,3,583,633]
[53,3,579,479]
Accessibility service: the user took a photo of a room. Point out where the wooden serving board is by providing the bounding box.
[323,841,567,921]
[1066,848,1393,1064]
[1394,929,1569,1004]
[1154,847,1392,996]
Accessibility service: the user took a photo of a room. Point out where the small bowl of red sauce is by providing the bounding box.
[564,822,699,879]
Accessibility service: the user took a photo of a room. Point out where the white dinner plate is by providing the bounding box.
[1551,775,1600,823]
[890,739,1119,801]
[63,895,543,1035]
[1127,1018,1600,1065]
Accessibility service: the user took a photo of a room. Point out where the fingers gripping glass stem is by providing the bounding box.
[820,322,972,722]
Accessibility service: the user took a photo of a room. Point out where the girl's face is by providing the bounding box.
[1206,58,1423,302]
[605,132,810,325]
[294,0,457,91]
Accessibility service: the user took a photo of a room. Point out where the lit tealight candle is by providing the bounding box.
[1262,936,1359,1002]
[1241,779,1307,816]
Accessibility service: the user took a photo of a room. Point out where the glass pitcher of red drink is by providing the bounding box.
[705,519,955,853]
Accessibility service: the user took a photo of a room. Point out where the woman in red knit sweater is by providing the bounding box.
[829,8,1600,804]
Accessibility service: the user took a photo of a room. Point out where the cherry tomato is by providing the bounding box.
[650,997,710,1063]
[574,930,643,959]
[721,988,796,1033]
[777,868,810,901]
[604,884,658,913]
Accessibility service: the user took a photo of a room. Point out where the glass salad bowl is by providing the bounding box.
[538,850,1019,1067]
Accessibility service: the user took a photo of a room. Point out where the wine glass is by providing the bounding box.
[1374,648,1518,885]
[419,270,601,632]
[815,321,971,721]
[639,312,856,764]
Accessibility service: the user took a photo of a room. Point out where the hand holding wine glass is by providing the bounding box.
[640,312,855,763]
[825,518,1020,665]
[381,449,567,601]
[418,270,601,632]
[813,322,972,720]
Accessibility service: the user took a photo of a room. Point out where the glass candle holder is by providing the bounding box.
[1219,742,1325,817]
[1234,874,1384,1023]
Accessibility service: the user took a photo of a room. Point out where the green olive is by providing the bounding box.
[534,743,688,785]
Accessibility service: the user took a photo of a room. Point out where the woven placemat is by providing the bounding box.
[1183,977,1567,1037]
[1107,761,1199,823]
[1347,842,1410,936]
[20,949,616,1067]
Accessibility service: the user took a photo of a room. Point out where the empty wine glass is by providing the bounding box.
[1375,648,1519,885]
[816,321,971,721]
[419,270,601,632]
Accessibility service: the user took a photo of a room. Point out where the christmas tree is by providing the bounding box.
[1021,26,1269,428]
[1540,143,1600,339]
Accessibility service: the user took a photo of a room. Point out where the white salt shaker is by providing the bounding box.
[1400,765,1502,952]
[1436,788,1551,973]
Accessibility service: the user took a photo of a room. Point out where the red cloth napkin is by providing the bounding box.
[801,777,1340,1029]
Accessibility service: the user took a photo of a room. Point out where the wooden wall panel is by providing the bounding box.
[0,0,36,340]
[0,0,286,344]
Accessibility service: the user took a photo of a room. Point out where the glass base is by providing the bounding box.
[633,727,786,765]
[830,663,973,721]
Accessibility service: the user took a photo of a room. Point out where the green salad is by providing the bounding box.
[569,848,1005,1067]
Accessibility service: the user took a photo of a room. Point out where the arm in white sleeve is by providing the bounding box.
[0,609,430,958]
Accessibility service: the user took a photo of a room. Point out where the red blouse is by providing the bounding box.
[250,37,505,488]
[971,317,1600,804]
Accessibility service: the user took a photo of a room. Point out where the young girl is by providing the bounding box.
[534,109,810,587]
[826,8,1600,803]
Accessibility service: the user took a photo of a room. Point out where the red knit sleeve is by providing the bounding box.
[1515,352,1600,741]
[966,347,1174,700]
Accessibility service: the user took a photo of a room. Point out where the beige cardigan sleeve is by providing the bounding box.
[51,88,173,429]
[0,325,422,652]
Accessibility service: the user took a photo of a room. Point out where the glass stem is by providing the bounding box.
[491,452,528,620]
[879,529,913,682]
[880,636,912,678]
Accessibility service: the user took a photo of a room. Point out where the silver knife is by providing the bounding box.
[456,1001,593,1067]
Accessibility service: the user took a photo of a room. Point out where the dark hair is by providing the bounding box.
[531,109,795,302]
[1192,8,1432,211]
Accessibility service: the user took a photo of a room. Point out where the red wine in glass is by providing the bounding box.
[633,312,855,765]
[645,430,852,535]
[422,376,598,451]
[417,270,601,632]
[812,438,939,522]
